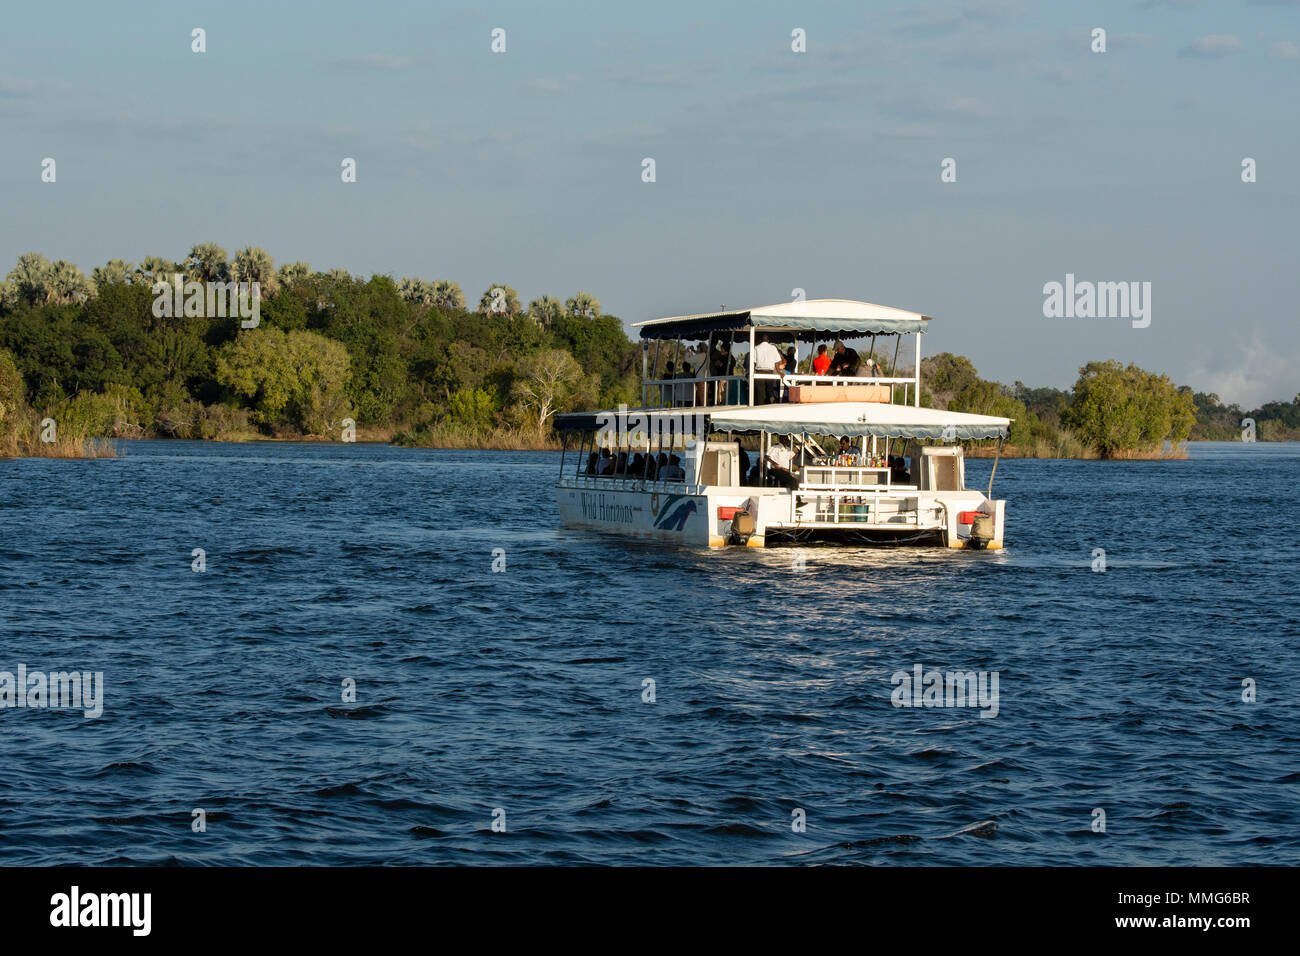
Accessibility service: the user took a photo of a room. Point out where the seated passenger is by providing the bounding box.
[813,344,830,376]
[828,340,860,377]
[889,455,912,483]
[597,448,614,475]
[656,451,670,476]
[630,452,645,476]
[663,455,686,481]
[586,451,599,475]
[738,447,751,482]
[764,437,799,491]
[614,451,629,475]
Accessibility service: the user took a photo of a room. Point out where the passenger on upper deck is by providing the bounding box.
[828,340,860,377]
[812,344,830,376]
[753,335,782,405]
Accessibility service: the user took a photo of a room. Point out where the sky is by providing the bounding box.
[2,0,1297,406]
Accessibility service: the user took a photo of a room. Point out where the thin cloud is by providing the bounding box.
[322,53,429,72]
[1177,34,1243,58]
[1267,39,1299,58]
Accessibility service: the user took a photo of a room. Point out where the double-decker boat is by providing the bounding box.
[554,299,1009,549]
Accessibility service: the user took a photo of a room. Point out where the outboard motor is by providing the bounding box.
[729,509,755,546]
[969,513,994,549]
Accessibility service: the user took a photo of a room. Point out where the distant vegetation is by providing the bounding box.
[0,246,639,456]
[0,247,1294,459]
[919,351,1298,457]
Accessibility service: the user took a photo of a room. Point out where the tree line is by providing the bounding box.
[1,246,1295,457]
[0,245,640,450]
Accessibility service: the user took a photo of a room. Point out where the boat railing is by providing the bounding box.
[791,488,937,527]
[643,372,914,408]
[566,472,704,495]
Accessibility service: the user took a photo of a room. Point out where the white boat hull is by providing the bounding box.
[556,479,1004,549]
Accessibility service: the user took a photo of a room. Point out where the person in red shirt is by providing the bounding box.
[812,344,831,376]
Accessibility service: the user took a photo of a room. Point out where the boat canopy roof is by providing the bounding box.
[556,402,1010,440]
[709,402,1009,440]
[633,299,933,341]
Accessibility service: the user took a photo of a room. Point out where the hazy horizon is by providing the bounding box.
[3,0,1296,407]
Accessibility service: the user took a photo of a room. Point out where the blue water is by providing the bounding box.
[0,440,1296,865]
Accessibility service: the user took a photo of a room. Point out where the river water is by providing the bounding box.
[0,440,1295,864]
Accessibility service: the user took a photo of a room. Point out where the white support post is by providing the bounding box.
[748,327,756,406]
[913,331,922,407]
[641,341,648,407]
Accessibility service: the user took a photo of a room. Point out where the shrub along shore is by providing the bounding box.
[2,246,1295,460]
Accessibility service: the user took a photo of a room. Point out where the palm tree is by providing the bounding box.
[565,291,601,319]
[49,260,94,304]
[0,280,16,312]
[527,295,566,329]
[277,261,311,288]
[432,280,465,310]
[231,246,277,295]
[185,242,229,283]
[478,283,520,316]
[324,268,353,284]
[7,253,55,305]
[398,277,436,307]
[92,258,135,290]
[135,256,179,286]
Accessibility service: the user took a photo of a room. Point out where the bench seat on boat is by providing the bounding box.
[787,384,891,404]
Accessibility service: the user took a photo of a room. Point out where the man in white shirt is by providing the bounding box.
[752,335,782,405]
[765,436,799,490]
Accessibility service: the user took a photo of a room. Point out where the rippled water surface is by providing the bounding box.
[1,440,1296,865]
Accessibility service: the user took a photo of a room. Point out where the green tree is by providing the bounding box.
[231,246,277,296]
[398,277,436,307]
[527,295,566,329]
[92,259,135,290]
[432,280,465,310]
[0,347,25,433]
[276,261,311,289]
[565,291,601,319]
[510,349,589,435]
[478,283,520,316]
[49,261,94,304]
[1063,360,1196,456]
[214,327,353,434]
[447,387,499,431]
[135,256,179,287]
[6,253,54,306]
[185,243,230,283]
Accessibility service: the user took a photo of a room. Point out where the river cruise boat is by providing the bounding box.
[555,299,1009,549]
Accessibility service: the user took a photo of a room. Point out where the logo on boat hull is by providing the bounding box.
[653,495,697,531]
